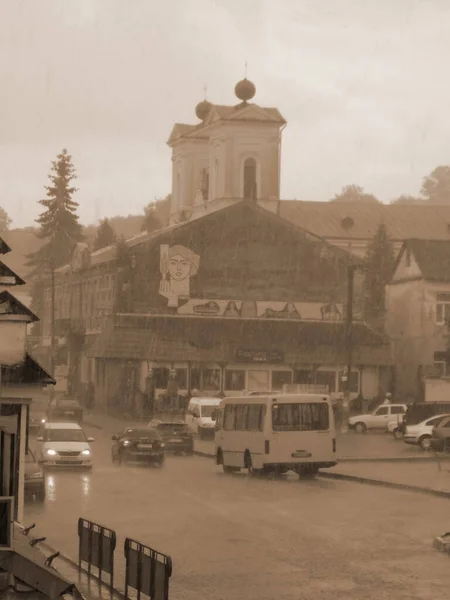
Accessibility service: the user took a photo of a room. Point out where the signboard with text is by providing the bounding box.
[235,349,284,364]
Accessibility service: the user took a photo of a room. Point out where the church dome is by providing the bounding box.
[235,78,256,102]
[195,99,212,121]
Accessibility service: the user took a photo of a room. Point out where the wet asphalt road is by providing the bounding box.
[25,426,450,600]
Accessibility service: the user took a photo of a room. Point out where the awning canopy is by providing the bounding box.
[0,525,76,599]
[87,313,391,366]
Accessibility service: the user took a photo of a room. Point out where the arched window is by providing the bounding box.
[243,157,257,200]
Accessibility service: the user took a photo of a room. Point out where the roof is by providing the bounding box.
[44,422,82,429]
[402,239,450,282]
[279,201,450,241]
[1,353,56,385]
[0,260,25,286]
[0,236,11,254]
[0,289,39,322]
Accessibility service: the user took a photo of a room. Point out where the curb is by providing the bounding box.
[318,471,450,499]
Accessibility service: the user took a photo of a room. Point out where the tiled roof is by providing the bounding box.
[279,201,450,241]
[405,239,450,282]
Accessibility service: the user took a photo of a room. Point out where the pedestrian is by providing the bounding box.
[383,392,392,405]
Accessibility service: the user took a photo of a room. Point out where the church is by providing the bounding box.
[37,78,392,414]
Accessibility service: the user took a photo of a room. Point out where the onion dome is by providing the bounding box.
[235,78,256,102]
[195,99,212,121]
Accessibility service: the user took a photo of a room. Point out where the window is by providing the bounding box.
[223,405,236,431]
[391,406,405,415]
[272,403,329,432]
[427,415,447,426]
[315,370,336,393]
[175,368,187,389]
[247,370,269,392]
[375,406,389,416]
[243,157,257,200]
[154,368,169,389]
[440,417,450,429]
[338,370,359,394]
[235,405,248,430]
[436,293,450,324]
[272,370,292,391]
[225,370,246,391]
[247,404,265,432]
[202,368,221,390]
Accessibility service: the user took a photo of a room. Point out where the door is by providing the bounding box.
[369,406,390,428]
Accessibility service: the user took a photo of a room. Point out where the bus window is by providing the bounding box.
[224,405,236,431]
[235,405,248,430]
[272,403,329,432]
[247,404,261,431]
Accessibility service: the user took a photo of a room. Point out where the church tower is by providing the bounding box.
[167,78,286,223]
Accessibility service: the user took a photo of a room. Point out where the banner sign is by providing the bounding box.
[235,349,284,363]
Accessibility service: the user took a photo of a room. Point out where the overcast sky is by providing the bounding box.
[1,0,449,228]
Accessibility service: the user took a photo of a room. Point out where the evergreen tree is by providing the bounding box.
[27,149,84,330]
[141,201,162,233]
[362,223,396,323]
[93,218,117,251]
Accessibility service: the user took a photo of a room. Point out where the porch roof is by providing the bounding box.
[0,353,56,385]
[87,314,391,366]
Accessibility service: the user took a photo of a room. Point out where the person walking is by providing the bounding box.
[383,392,392,405]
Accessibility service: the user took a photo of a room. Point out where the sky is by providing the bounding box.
[1,0,450,228]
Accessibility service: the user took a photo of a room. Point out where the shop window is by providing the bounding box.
[154,367,170,389]
[247,370,269,392]
[338,370,359,394]
[272,370,293,391]
[225,369,246,391]
[175,368,188,389]
[190,368,201,390]
[293,369,314,385]
[203,368,221,390]
[315,370,336,393]
[436,293,450,324]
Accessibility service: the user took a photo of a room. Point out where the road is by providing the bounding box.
[25,426,450,600]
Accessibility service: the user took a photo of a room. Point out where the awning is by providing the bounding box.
[1,353,56,385]
[0,525,76,599]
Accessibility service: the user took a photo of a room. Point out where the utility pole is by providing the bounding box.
[341,264,354,433]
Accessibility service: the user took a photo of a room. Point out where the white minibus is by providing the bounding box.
[213,393,337,477]
[185,397,222,439]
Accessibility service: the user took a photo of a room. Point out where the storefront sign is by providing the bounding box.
[235,349,284,363]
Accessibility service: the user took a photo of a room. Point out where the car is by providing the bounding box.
[348,404,407,433]
[24,448,45,502]
[36,422,94,468]
[111,427,165,466]
[47,396,83,424]
[430,415,450,452]
[403,414,450,451]
[185,397,222,439]
[148,419,194,454]
[28,398,50,432]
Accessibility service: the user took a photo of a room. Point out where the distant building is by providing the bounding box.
[386,239,450,400]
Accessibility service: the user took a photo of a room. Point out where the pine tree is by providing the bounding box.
[363,223,396,323]
[93,218,117,251]
[27,149,84,330]
[141,201,162,233]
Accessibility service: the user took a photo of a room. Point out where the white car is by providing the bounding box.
[37,422,94,468]
[348,404,407,433]
[403,414,450,451]
[387,415,405,439]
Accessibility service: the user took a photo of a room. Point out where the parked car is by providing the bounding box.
[430,415,450,452]
[148,419,194,454]
[403,414,450,451]
[37,422,94,468]
[24,448,45,502]
[401,402,450,435]
[387,415,405,439]
[47,396,83,424]
[111,427,165,466]
[28,398,50,432]
[348,404,407,433]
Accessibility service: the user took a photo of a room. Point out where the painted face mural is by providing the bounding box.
[159,244,200,308]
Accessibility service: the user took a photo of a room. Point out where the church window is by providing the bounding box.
[243,157,257,200]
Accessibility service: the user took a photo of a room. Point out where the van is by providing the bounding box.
[185,397,222,439]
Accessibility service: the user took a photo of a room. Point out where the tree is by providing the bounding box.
[362,223,396,324]
[93,218,117,251]
[390,195,424,205]
[26,149,84,330]
[421,165,450,204]
[0,207,11,231]
[141,201,162,234]
[331,184,380,204]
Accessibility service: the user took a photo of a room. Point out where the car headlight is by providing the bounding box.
[41,418,46,423]
[46,449,57,456]
[122,440,130,446]
[81,449,91,456]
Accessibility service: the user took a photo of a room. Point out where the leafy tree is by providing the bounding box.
[26,149,84,330]
[421,165,450,204]
[0,207,11,231]
[141,201,162,234]
[390,195,424,205]
[362,223,396,324]
[93,218,117,251]
[331,184,379,204]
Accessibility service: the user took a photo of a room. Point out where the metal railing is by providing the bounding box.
[77,518,116,589]
[124,537,172,600]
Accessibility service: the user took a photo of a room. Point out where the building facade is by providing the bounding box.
[385,239,450,400]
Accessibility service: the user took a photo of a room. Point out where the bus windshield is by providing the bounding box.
[272,403,329,432]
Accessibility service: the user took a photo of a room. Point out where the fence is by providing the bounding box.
[77,518,173,599]
[78,518,116,588]
[124,537,172,600]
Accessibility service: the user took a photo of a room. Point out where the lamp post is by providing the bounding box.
[341,264,355,433]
